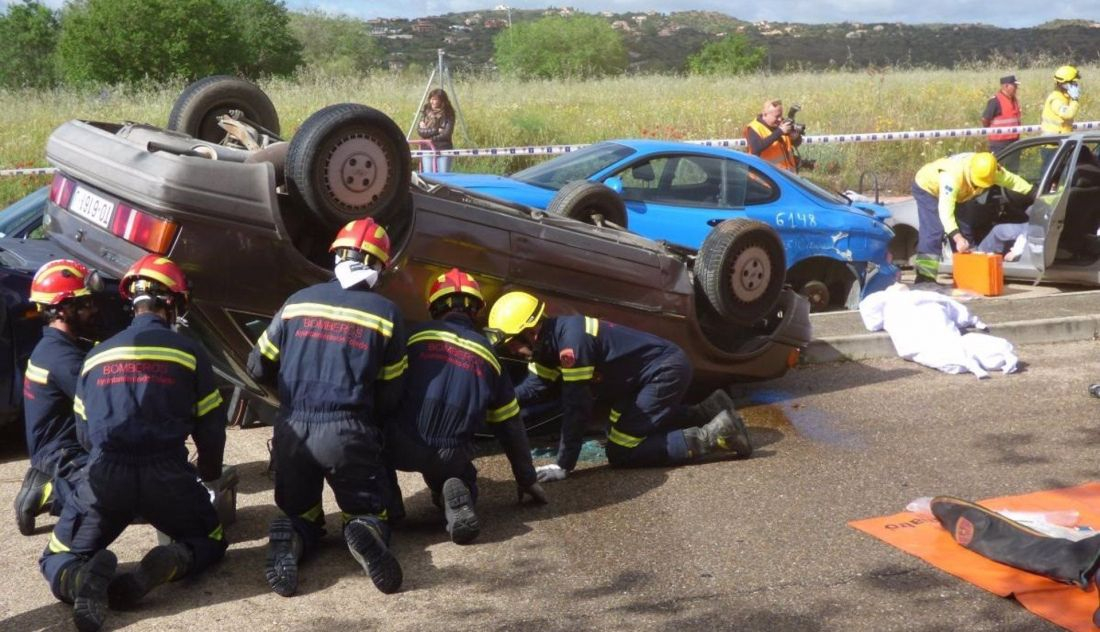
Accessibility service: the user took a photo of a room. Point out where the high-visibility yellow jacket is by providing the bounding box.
[1041,90,1079,134]
[915,152,1034,234]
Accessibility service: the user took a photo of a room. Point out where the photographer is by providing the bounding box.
[744,99,803,172]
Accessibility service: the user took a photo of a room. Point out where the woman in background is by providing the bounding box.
[417,88,455,173]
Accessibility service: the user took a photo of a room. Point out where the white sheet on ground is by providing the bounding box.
[858,287,1018,378]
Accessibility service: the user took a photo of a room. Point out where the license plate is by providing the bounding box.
[69,186,114,228]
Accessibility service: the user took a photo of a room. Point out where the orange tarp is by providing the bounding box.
[849,481,1100,632]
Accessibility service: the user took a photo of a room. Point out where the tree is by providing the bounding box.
[493,14,627,80]
[289,10,384,75]
[222,0,302,77]
[0,0,60,89]
[57,0,238,85]
[687,34,766,75]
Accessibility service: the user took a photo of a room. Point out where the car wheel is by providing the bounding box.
[786,258,858,313]
[695,218,785,325]
[167,75,280,143]
[798,280,830,311]
[547,181,628,229]
[285,103,411,232]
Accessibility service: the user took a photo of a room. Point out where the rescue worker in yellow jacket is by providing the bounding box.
[1041,65,1082,135]
[912,152,1034,284]
[744,99,801,171]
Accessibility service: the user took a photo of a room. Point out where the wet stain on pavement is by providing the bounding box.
[742,388,865,448]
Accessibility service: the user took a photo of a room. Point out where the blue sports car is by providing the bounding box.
[426,140,900,311]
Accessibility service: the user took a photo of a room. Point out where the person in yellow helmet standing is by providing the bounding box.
[911,152,1034,285]
[1040,65,1082,170]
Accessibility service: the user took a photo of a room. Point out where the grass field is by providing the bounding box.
[1,64,1093,207]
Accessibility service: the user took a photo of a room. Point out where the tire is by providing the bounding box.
[547,181,628,229]
[168,75,280,143]
[786,258,857,313]
[695,218,786,326]
[285,103,411,231]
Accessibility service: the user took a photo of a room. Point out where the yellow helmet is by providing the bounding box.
[488,291,545,341]
[969,152,998,188]
[1054,65,1080,83]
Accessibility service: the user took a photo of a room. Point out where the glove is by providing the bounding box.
[1067,83,1081,100]
[517,482,549,504]
[535,464,568,483]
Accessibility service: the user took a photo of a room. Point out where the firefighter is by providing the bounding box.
[911,152,1034,285]
[14,260,100,536]
[387,269,547,544]
[486,291,752,482]
[249,217,407,597]
[1041,65,1082,135]
[38,255,228,632]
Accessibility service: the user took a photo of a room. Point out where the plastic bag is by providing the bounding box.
[906,496,1097,541]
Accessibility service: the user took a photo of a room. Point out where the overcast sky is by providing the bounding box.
[285,1,1099,28]
[2,1,1097,29]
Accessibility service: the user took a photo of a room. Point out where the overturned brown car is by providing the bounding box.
[39,77,812,424]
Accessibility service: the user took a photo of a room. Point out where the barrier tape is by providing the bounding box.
[4,121,1099,176]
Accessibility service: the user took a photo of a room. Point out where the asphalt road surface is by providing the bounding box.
[2,339,1099,631]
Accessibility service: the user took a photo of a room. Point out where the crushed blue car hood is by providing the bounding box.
[426,173,556,208]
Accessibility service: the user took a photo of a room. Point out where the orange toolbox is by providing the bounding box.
[953,252,1004,296]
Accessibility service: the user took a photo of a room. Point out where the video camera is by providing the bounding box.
[784,104,807,135]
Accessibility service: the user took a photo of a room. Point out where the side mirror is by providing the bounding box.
[603,176,624,195]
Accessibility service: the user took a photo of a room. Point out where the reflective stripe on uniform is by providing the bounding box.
[609,408,621,424]
[341,509,388,523]
[82,346,196,374]
[487,398,520,423]
[208,524,224,541]
[257,331,279,361]
[48,532,71,553]
[25,361,49,385]
[584,316,599,337]
[282,303,395,338]
[608,426,643,448]
[195,389,223,416]
[300,503,324,523]
[378,355,408,381]
[561,366,595,382]
[528,362,560,381]
[408,329,501,374]
[73,396,85,420]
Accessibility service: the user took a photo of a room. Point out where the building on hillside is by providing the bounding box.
[412,20,433,33]
[484,18,506,28]
[612,20,631,31]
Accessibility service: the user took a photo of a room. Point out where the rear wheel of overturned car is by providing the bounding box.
[285,103,411,232]
[168,75,280,144]
[547,181,628,229]
[695,218,785,326]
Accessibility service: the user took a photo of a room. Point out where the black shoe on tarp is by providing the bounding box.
[108,542,193,609]
[929,496,1100,588]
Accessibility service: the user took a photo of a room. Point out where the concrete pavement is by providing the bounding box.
[804,281,1100,365]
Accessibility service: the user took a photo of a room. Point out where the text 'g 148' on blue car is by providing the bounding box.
[425,140,901,311]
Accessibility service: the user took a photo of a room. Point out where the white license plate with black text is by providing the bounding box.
[69,187,114,228]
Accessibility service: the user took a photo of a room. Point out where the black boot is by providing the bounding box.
[265,516,303,597]
[59,550,117,632]
[107,542,193,609]
[14,467,53,536]
[686,389,736,427]
[683,409,753,459]
[1089,383,1100,399]
[442,478,480,545]
[344,516,402,594]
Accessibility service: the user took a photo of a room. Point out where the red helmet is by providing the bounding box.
[119,255,190,304]
[329,218,391,268]
[427,268,484,317]
[30,259,92,306]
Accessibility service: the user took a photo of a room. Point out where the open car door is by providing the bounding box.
[1013,139,1073,277]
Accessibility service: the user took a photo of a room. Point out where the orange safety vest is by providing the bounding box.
[988,92,1021,142]
[745,119,797,171]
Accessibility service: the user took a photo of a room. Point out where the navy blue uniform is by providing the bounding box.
[248,280,406,554]
[388,313,536,501]
[22,327,93,514]
[515,316,694,469]
[40,313,227,599]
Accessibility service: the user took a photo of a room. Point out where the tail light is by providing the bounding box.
[50,174,178,255]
